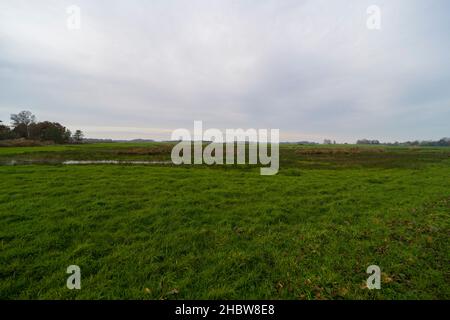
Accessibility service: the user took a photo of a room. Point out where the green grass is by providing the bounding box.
[0,143,449,299]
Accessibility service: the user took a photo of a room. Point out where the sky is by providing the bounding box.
[0,0,449,142]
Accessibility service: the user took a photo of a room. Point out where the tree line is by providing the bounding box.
[0,111,83,144]
[357,138,450,146]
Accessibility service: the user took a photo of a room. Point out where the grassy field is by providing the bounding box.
[0,143,449,299]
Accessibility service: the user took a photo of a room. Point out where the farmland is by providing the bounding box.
[0,143,449,299]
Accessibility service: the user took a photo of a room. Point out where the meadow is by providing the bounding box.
[0,143,449,299]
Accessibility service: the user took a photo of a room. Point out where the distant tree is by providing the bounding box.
[437,138,450,146]
[357,139,380,145]
[0,120,13,140]
[323,139,332,145]
[72,130,84,143]
[30,121,71,143]
[10,110,36,138]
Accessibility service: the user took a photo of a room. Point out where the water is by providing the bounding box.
[0,159,173,166]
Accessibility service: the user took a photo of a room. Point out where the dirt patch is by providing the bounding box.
[0,138,55,147]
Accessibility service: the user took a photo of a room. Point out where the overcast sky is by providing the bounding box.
[0,0,449,142]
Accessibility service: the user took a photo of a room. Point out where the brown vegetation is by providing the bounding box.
[295,147,385,155]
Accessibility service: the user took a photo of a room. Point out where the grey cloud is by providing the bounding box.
[0,0,449,142]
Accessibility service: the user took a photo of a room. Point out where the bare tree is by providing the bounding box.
[10,110,36,139]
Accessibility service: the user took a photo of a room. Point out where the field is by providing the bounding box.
[0,143,449,299]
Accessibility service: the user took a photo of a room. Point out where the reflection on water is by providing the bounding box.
[0,160,172,166]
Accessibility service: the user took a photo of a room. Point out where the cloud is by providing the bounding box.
[0,0,449,142]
